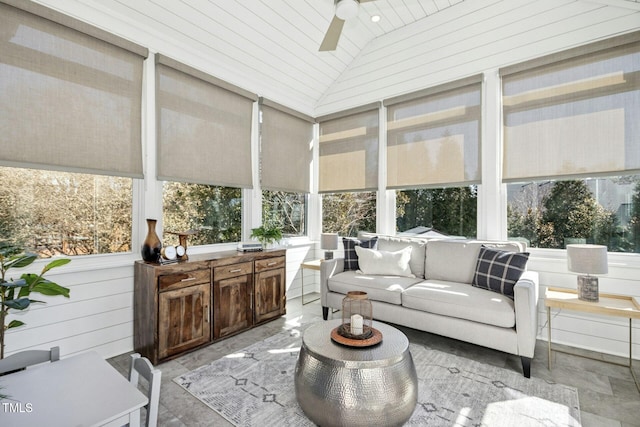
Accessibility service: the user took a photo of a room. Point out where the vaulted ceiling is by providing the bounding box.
[37,0,640,115]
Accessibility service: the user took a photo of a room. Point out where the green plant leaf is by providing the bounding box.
[4,254,37,270]
[31,280,70,298]
[3,297,31,310]
[41,258,71,274]
[7,320,25,329]
[1,278,28,288]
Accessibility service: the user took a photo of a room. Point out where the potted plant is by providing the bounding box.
[250,225,283,249]
[0,245,70,359]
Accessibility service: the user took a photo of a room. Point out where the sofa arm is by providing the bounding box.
[513,270,539,359]
[320,258,344,307]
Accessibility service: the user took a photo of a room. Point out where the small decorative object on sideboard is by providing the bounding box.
[331,291,382,347]
[566,244,608,302]
[141,218,162,263]
[321,233,339,260]
[166,230,197,261]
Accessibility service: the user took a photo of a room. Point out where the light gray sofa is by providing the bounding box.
[320,235,539,377]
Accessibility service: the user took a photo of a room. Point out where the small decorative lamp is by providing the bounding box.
[566,244,608,302]
[321,233,339,260]
[340,291,373,339]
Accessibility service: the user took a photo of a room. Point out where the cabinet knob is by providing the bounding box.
[229,268,242,273]
[180,277,197,282]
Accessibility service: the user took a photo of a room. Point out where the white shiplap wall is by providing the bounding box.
[6,0,640,362]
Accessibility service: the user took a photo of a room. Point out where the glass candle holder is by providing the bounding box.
[340,291,373,339]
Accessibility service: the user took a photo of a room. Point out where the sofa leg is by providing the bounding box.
[322,306,329,320]
[521,356,531,378]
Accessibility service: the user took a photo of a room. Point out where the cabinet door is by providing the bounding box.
[213,274,253,339]
[255,268,286,324]
[158,283,211,360]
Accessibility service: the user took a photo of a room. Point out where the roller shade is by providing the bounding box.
[260,98,314,193]
[0,0,148,177]
[385,76,482,189]
[156,54,257,188]
[317,103,380,193]
[501,32,640,182]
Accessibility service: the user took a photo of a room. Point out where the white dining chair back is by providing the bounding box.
[0,346,60,374]
[128,353,161,427]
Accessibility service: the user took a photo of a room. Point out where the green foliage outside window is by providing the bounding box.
[0,167,132,258]
[163,182,241,245]
[322,192,376,237]
[508,177,640,252]
[396,187,478,238]
[261,191,306,236]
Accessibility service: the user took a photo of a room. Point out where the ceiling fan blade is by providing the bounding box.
[319,15,345,51]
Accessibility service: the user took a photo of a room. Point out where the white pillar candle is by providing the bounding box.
[350,314,363,335]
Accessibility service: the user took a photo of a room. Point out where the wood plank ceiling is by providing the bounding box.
[46,0,640,115]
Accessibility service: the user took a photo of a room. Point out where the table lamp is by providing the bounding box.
[321,233,339,260]
[566,244,608,302]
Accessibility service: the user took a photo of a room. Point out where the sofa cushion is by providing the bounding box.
[377,235,427,279]
[425,239,525,284]
[472,246,530,298]
[342,237,378,271]
[327,271,422,305]
[402,280,516,328]
[355,246,414,278]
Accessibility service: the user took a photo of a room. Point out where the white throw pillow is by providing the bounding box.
[354,245,415,277]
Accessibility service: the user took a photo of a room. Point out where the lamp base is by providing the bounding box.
[324,251,333,260]
[577,275,599,302]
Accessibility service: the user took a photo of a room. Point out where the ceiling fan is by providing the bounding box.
[319,0,377,51]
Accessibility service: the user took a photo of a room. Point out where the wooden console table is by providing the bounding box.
[134,249,286,364]
[544,287,640,392]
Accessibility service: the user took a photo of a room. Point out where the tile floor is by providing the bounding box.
[108,296,640,426]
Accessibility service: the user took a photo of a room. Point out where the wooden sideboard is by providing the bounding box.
[134,249,286,364]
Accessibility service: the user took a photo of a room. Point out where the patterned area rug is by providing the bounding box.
[174,326,581,426]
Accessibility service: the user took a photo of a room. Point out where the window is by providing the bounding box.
[507,176,640,252]
[396,187,477,238]
[0,167,132,257]
[262,191,306,236]
[501,33,640,253]
[322,192,376,237]
[163,182,241,245]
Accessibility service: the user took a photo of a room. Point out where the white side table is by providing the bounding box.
[300,259,322,305]
[545,287,640,392]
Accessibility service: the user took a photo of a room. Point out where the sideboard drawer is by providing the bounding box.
[255,256,285,273]
[214,262,253,281]
[158,269,210,292]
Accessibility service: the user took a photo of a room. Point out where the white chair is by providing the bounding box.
[128,353,161,427]
[0,346,60,374]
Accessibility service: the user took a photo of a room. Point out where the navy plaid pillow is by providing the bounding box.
[472,246,529,299]
[342,237,378,271]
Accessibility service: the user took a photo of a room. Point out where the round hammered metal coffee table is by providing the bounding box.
[294,319,417,427]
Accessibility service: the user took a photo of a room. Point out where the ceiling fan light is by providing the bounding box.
[335,0,359,20]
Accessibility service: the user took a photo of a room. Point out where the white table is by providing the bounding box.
[0,351,148,427]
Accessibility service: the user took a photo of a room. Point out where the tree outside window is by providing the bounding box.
[396,186,477,238]
[507,176,640,252]
[163,182,241,246]
[261,190,306,236]
[322,192,376,237]
[0,167,132,257]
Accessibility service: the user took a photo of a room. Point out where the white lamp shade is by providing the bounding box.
[321,233,339,251]
[335,0,359,20]
[566,244,608,275]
